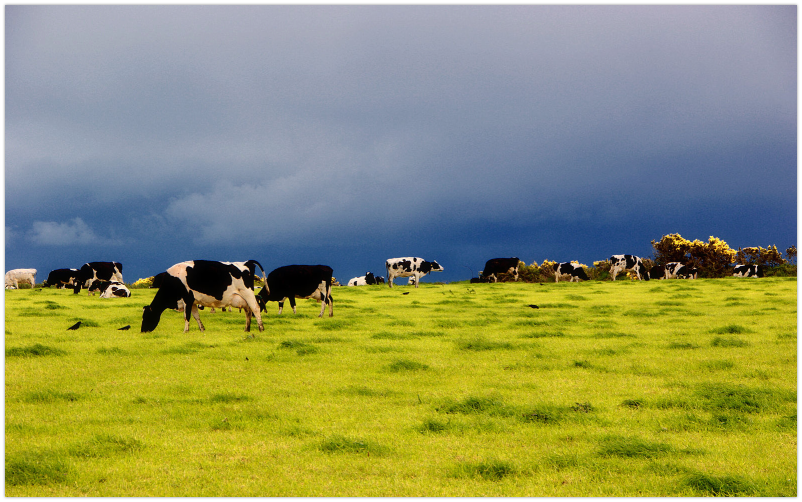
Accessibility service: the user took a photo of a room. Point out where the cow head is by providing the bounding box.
[428,260,444,272]
[365,272,376,285]
[141,305,162,332]
[255,287,268,312]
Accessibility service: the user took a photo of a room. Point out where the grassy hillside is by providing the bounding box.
[5,277,797,496]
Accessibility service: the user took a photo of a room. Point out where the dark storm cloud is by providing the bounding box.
[5,5,796,282]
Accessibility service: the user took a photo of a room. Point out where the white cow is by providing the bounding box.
[5,269,36,289]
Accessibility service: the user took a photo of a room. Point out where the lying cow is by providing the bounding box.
[5,269,36,289]
[74,262,123,294]
[609,254,649,281]
[43,268,79,288]
[733,264,764,278]
[89,280,131,298]
[385,257,443,288]
[141,260,266,333]
[348,272,377,286]
[481,258,520,283]
[553,262,589,282]
[256,265,334,317]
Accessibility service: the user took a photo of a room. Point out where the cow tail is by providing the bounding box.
[249,259,268,295]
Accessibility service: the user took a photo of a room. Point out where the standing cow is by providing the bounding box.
[553,262,589,282]
[141,260,265,333]
[256,265,334,317]
[609,255,649,281]
[43,268,79,289]
[5,269,36,289]
[481,258,520,283]
[385,257,443,288]
[74,262,123,294]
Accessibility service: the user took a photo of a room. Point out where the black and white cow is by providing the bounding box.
[733,264,764,278]
[43,268,79,289]
[676,264,698,279]
[256,265,334,317]
[609,255,648,281]
[348,272,377,286]
[89,280,131,298]
[74,262,123,294]
[5,269,37,289]
[553,262,589,282]
[141,260,265,333]
[385,257,443,288]
[481,258,520,283]
[648,265,667,280]
[664,262,685,279]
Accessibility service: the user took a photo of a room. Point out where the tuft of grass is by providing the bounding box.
[416,418,452,434]
[436,396,506,415]
[668,341,699,349]
[711,336,749,348]
[210,392,251,403]
[7,344,67,357]
[67,434,144,458]
[278,340,320,355]
[520,405,564,424]
[620,399,644,409]
[6,450,75,486]
[319,435,389,456]
[22,389,81,403]
[693,383,794,413]
[684,471,757,496]
[455,337,514,351]
[710,324,753,334]
[387,359,429,372]
[451,458,517,481]
[597,435,673,458]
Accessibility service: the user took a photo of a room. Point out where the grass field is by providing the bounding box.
[5,277,797,496]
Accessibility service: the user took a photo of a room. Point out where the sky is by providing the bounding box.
[5,5,797,285]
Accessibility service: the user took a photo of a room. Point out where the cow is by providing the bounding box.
[664,262,685,279]
[676,264,698,279]
[89,280,131,298]
[407,276,418,286]
[609,255,649,281]
[141,260,266,333]
[553,262,589,282]
[74,262,123,294]
[733,264,764,278]
[347,272,377,286]
[385,257,443,288]
[43,268,79,289]
[648,264,667,280]
[480,258,520,283]
[4,269,36,289]
[256,265,334,317]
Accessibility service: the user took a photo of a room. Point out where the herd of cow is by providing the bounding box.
[6,253,765,335]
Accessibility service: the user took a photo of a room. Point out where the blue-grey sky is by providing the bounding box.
[5,5,797,284]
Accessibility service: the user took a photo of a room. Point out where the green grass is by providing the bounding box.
[5,278,797,496]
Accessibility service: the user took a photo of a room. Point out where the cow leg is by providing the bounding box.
[239,292,264,332]
[289,296,297,314]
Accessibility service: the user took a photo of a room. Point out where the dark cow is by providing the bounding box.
[256,265,334,317]
[481,258,520,283]
[675,264,698,279]
[348,272,377,286]
[74,262,123,294]
[648,264,667,280]
[385,257,443,288]
[609,254,648,281]
[43,268,79,289]
[553,262,589,282]
[141,260,265,333]
[733,264,764,278]
[89,280,131,298]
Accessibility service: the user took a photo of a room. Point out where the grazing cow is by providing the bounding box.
[141,260,265,333]
[348,272,377,286]
[733,264,764,278]
[664,262,685,279]
[374,276,385,285]
[553,262,589,282]
[43,268,79,289]
[609,255,649,281]
[5,269,36,289]
[648,265,667,280]
[676,264,698,279]
[74,262,123,294]
[470,276,489,283]
[256,265,334,317]
[385,257,443,288]
[481,258,520,283]
[89,280,131,298]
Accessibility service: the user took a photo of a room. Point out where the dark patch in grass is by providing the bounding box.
[570,402,593,413]
[456,337,515,351]
[513,319,551,327]
[520,405,564,424]
[67,434,144,458]
[5,450,75,486]
[337,385,394,397]
[210,392,251,403]
[451,459,516,481]
[22,389,81,403]
[417,418,452,434]
[96,347,126,355]
[564,294,587,301]
[711,336,749,348]
[162,341,209,354]
[693,383,795,413]
[710,324,753,334]
[572,360,592,369]
[699,359,735,371]
[538,303,579,309]
[668,342,699,349]
[519,330,565,339]
[319,435,389,456]
[372,331,415,340]
[387,358,429,372]
[436,396,506,415]
[278,340,320,355]
[316,319,353,331]
[6,344,67,357]
[620,399,644,409]
[597,435,673,458]
[592,331,636,339]
[684,471,757,496]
